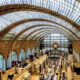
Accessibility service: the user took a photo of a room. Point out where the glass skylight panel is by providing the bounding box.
[33,32,48,40]
[0,0,80,26]
[74,6,79,12]
[4,33,15,37]
[71,10,78,20]
[47,1,52,9]
[35,34,45,40]
[21,27,43,37]
[0,0,6,6]
[5,0,12,4]
[53,4,58,11]
[35,30,50,38]
[41,0,47,8]
[10,22,51,34]
[51,3,55,10]
[30,30,45,38]
[57,30,73,39]
[18,34,27,40]
[0,11,79,37]
[75,1,79,6]
[19,26,52,38]
[35,30,60,39]
[29,30,45,38]
[58,7,63,14]
[73,15,79,22]
[0,0,80,40]
[78,21,80,25]
[3,21,54,38]
[0,18,11,31]
[16,0,23,4]
[76,18,80,23]
[78,3,80,8]
[28,30,44,39]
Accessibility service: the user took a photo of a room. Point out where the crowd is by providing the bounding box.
[39,58,59,80]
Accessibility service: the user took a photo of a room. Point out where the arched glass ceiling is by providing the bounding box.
[35,30,74,40]
[41,30,75,40]
[3,21,78,40]
[26,30,51,40]
[28,28,74,40]
[29,29,76,40]
[28,29,53,39]
[0,11,80,38]
[18,26,54,40]
[27,29,75,40]
[30,31,52,40]
[0,0,80,25]
[27,29,54,40]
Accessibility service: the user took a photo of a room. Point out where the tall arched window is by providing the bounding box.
[32,47,35,54]
[19,49,25,61]
[26,48,31,58]
[41,33,71,52]
[37,47,40,53]
[0,55,6,71]
[7,51,17,68]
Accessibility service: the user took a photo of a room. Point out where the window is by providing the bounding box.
[41,33,71,51]
[19,49,25,61]
[26,48,31,58]
[7,51,17,68]
[0,55,6,71]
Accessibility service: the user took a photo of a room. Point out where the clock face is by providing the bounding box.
[54,44,58,48]
[52,42,58,49]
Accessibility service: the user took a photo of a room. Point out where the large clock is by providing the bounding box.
[52,42,58,49]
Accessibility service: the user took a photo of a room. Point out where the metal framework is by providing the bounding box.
[0,1,80,40]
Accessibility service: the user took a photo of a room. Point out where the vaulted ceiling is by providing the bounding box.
[0,0,80,40]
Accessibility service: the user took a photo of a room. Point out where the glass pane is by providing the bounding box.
[26,48,31,58]
[32,48,35,54]
[0,11,79,40]
[0,55,6,71]
[41,33,71,52]
[19,49,25,61]
[7,51,17,68]
[0,0,79,26]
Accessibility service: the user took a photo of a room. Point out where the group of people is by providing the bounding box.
[39,58,59,80]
